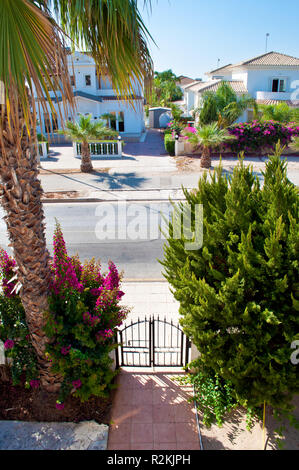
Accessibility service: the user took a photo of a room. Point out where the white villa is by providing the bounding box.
[36,51,146,142]
[180,51,299,121]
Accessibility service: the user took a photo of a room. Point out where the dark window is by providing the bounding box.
[70,75,75,87]
[272,79,279,92]
[44,113,51,133]
[52,115,58,132]
[110,112,117,130]
[279,80,286,92]
[85,75,91,86]
[118,112,125,132]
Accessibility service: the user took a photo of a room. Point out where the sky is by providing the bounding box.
[138,0,299,79]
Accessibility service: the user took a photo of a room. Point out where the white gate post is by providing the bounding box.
[117,137,123,158]
[73,142,78,157]
[175,137,185,156]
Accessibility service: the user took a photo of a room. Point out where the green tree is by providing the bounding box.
[197,82,258,127]
[162,145,299,419]
[150,69,183,107]
[259,103,294,123]
[0,0,152,392]
[185,122,233,168]
[62,114,118,172]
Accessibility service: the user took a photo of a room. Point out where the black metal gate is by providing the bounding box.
[115,316,191,368]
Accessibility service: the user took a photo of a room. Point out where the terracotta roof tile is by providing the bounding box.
[256,99,299,108]
[241,51,299,67]
[188,80,248,94]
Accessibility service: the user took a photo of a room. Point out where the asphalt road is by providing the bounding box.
[0,202,174,280]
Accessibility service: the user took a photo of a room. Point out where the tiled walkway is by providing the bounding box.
[107,370,201,450]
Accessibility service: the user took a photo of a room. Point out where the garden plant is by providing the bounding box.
[162,144,299,429]
[0,223,128,408]
[62,114,118,173]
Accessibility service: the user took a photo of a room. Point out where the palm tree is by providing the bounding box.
[258,102,294,123]
[196,82,258,127]
[100,113,116,128]
[0,0,153,392]
[62,114,118,172]
[221,95,259,127]
[185,122,234,169]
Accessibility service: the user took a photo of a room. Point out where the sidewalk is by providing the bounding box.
[108,370,200,450]
[40,129,177,174]
[121,281,179,322]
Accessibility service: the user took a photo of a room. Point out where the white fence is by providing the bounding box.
[73,140,122,158]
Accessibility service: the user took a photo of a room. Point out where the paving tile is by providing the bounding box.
[153,388,185,405]
[131,375,155,390]
[131,423,153,444]
[131,405,154,423]
[108,443,131,450]
[176,442,201,450]
[113,389,133,406]
[132,443,154,450]
[110,404,134,425]
[133,389,153,405]
[153,423,176,443]
[108,423,132,446]
[153,405,175,423]
[175,422,199,443]
[154,443,177,450]
[174,402,197,423]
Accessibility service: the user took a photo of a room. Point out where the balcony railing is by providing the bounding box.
[256,91,292,101]
[73,140,122,158]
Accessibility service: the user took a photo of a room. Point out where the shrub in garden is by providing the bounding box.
[0,249,39,386]
[164,134,175,156]
[161,145,299,426]
[0,223,128,405]
[226,120,299,154]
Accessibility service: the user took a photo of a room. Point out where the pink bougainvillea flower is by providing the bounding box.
[30,379,40,389]
[61,345,71,356]
[72,379,82,389]
[55,401,65,410]
[4,339,14,350]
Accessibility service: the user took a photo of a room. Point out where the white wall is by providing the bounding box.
[244,67,299,97]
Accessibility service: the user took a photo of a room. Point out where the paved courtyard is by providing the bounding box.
[108,370,201,450]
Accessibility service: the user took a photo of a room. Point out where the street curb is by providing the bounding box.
[41,197,186,203]
[122,279,166,282]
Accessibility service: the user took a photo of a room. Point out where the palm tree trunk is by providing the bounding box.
[80,141,93,173]
[0,115,61,393]
[200,146,212,168]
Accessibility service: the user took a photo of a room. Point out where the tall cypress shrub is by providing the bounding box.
[162,146,299,416]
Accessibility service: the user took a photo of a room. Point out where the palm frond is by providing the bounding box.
[52,0,154,99]
[0,0,73,146]
[62,113,117,142]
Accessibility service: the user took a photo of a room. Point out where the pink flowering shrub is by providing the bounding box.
[226,121,299,153]
[0,248,39,386]
[0,223,128,404]
[44,222,128,403]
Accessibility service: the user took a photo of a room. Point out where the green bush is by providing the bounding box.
[164,134,175,156]
[162,144,299,421]
[0,249,39,386]
[0,223,129,405]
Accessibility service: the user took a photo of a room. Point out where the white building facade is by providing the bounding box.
[36,51,146,142]
[182,51,299,122]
